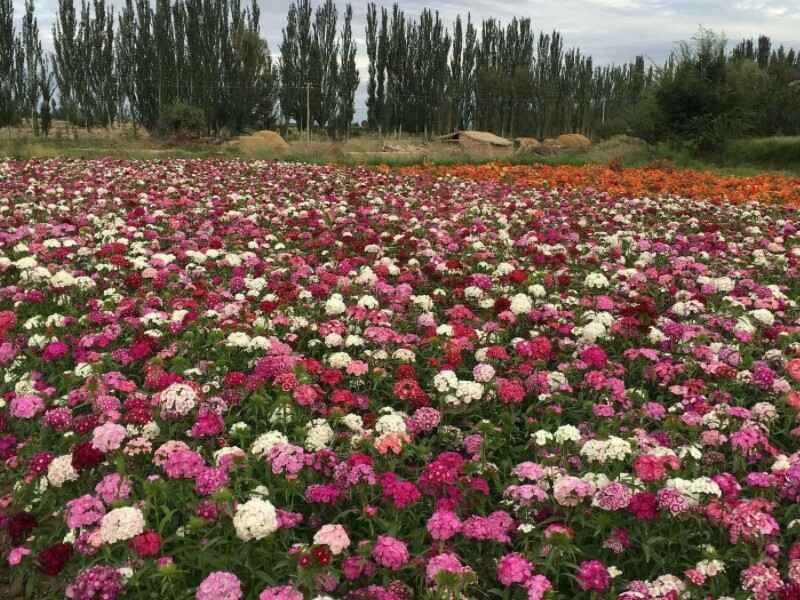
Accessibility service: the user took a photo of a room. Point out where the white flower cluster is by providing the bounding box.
[509,293,532,315]
[664,477,722,504]
[580,436,632,463]
[250,430,288,458]
[158,382,198,417]
[327,351,351,369]
[99,507,146,544]
[233,497,278,541]
[305,419,335,451]
[47,454,79,487]
[584,272,609,289]
[374,410,407,435]
[324,293,346,316]
[432,370,484,406]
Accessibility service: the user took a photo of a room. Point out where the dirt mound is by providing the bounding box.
[232,130,289,154]
[555,133,592,148]
[514,137,541,152]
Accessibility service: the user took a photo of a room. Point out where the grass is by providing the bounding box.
[1,129,799,178]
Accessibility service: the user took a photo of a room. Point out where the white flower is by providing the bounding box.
[375,412,407,435]
[99,507,145,544]
[554,425,581,444]
[47,454,79,487]
[455,380,484,403]
[532,430,554,446]
[584,272,609,289]
[250,431,288,458]
[306,419,335,451]
[357,295,379,309]
[749,308,775,326]
[433,370,458,393]
[158,382,198,416]
[233,498,278,540]
[51,270,77,288]
[226,332,251,348]
[528,284,546,298]
[510,293,532,315]
[324,293,346,315]
[328,351,351,369]
[580,437,632,463]
[341,414,364,432]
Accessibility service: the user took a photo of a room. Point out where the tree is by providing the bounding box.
[22,0,42,133]
[280,0,313,130]
[365,2,378,128]
[336,3,358,137]
[311,0,338,131]
[38,57,54,136]
[0,0,19,127]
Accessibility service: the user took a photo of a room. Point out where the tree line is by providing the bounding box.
[1,0,358,137]
[364,7,655,139]
[632,30,800,152]
[2,0,799,143]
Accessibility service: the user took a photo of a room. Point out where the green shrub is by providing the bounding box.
[156,103,206,138]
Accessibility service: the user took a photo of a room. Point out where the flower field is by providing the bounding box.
[2,158,800,600]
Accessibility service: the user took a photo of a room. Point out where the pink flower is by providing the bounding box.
[525,575,552,600]
[576,560,610,592]
[7,546,31,566]
[259,586,303,600]
[196,571,242,600]
[190,407,224,438]
[65,495,106,529]
[91,423,127,453]
[372,535,409,571]
[426,509,461,541]
[497,552,533,586]
[95,473,132,504]
[313,524,350,555]
[426,552,470,583]
[10,394,44,419]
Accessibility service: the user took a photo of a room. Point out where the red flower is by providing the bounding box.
[37,543,73,575]
[71,441,105,471]
[129,530,161,557]
[7,511,37,544]
[312,544,332,566]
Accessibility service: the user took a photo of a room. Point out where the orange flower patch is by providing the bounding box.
[397,163,800,208]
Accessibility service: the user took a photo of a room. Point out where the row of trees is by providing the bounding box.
[1,0,53,135]
[363,5,656,139]
[627,30,800,152]
[3,1,800,142]
[1,0,359,136]
[279,0,359,136]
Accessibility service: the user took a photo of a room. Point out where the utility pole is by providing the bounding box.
[306,82,311,143]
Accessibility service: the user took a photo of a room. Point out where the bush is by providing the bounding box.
[156,103,206,138]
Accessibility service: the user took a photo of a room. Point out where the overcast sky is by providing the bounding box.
[12,0,800,119]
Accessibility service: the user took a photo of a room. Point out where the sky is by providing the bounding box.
[12,0,800,120]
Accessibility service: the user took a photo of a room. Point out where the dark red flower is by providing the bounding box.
[7,512,37,544]
[312,544,332,566]
[71,441,105,471]
[37,543,73,575]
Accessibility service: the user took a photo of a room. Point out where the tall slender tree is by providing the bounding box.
[336,3,358,136]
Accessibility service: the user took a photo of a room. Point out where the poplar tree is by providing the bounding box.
[336,3,358,136]
[0,0,18,127]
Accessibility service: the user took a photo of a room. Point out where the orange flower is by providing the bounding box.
[396,162,800,208]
